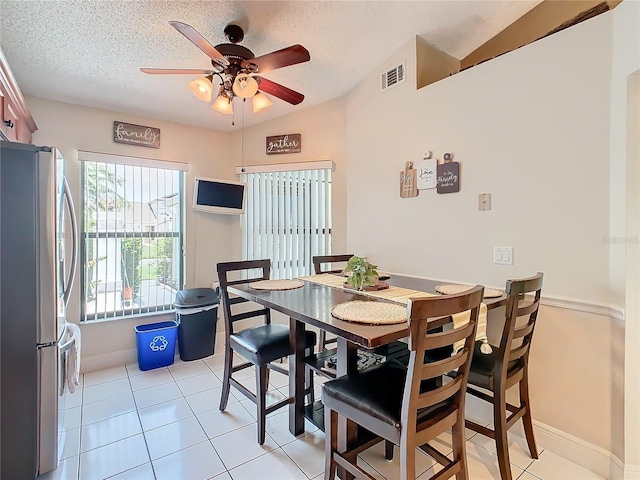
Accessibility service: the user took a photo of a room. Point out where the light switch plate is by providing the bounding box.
[493,247,514,265]
[479,193,491,211]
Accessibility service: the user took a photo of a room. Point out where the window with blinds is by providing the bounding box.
[241,167,332,278]
[80,152,185,321]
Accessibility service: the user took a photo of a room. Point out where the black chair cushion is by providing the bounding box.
[322,361,450,431]
[468,341,523,391]
[231,324,316,365]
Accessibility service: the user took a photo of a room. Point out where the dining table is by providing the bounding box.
[227,272,507,470]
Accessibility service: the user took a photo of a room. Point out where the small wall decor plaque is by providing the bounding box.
[416,151,437,190]
[113,121,160,149]
[266,133,301,155]
[400,161,418,198]
[436,152,460,194]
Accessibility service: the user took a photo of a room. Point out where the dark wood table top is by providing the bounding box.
[228,273,505,349]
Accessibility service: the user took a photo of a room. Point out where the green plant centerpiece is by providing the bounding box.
[344,256,379,291]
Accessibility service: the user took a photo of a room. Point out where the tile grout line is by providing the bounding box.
[117,366,156,479]
[74,362,561,480]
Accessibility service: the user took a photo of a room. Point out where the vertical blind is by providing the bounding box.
[241,167,332,278]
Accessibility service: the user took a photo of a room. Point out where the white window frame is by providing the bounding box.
[78,150,187,321]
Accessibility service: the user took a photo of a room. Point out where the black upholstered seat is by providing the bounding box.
[231,323,315,366]
[322,362,452,435]
[466,342,523,391]
[323,362,407,429]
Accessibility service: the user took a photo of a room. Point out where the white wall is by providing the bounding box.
[346,18,612,302]
[345,7,619,467]
[226,97,349,259]
[27,97,235,371]
[25,95,350,371]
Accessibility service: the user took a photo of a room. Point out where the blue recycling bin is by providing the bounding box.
[134,320,178,371]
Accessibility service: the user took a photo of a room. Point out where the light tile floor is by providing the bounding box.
[41,347,605,480]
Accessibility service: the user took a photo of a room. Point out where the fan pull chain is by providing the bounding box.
[241,99,245,170]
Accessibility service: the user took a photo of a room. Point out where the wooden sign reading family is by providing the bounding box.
[113,121,160,149]
[266,134,301,155]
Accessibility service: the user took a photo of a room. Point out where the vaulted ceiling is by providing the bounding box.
[0,1,541,132]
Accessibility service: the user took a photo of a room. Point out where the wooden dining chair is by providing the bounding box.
[216,259,317,445]
[460,273,544,480]
[322,286,484,480]
[312,254,354,351]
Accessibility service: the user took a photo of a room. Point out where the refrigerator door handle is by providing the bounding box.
[62,176,77,306]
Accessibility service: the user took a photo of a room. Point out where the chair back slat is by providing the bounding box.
[516,300,539,317]
[421,349,469,380]
[313,254,354,274]
[217,259,272,335]
[423,319,475,350]
[226,276,268,287]
[498,272,544,375]
[512,321,535,340]
[231,309,271,324]
[416,375,465,409]
[506,274,543,295]
[401,285,484,427]
[410,292,484,319]
[508,341,530,363]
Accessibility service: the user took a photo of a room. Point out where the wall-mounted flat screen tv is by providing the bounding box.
[193,177,246,215]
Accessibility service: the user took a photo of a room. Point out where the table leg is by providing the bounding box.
[289,317,305,436]
[336,337,358,480]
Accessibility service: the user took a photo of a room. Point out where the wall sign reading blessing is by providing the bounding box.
[266,134,301,155]
[113,121,160,149]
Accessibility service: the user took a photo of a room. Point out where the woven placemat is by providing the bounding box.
[249,279,304,291]
[436,284,503,298]
[331,300,407,325]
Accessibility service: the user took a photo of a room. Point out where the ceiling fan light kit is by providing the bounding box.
[212,94,234,115]
[188,75,213,102]
[232,73,259,98]
[252,92,273,113]
[141,21,309,117]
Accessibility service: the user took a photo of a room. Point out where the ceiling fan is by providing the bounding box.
[141,21,310,115]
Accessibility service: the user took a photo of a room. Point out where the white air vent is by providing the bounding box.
[380,62,406,91]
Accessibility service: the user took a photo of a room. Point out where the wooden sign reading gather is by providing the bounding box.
[266,134,301,155]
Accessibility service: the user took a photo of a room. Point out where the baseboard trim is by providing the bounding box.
[80,332,228,373]
[610,454,625,479]
[532,420,612,479]
[610,456,640,480]
[541,295,624,321]
[81,347,138,373]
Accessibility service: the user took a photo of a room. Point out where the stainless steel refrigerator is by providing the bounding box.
[0,141,77,478]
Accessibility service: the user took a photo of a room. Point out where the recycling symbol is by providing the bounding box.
[149,335,169,352]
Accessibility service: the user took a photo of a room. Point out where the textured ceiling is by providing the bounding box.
[0,0,539,132]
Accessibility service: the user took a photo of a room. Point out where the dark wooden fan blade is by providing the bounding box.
[169,21,229,66]
[140,68,215,75]
[255,76,304,105]
[243,45,310,74]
